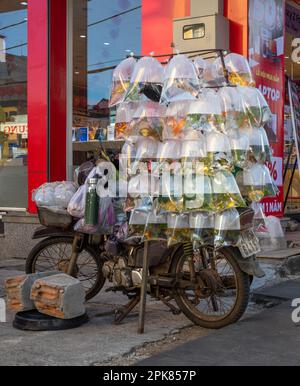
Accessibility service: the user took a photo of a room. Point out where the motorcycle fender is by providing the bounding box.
[32,226,75,240]
[232,248,265,278]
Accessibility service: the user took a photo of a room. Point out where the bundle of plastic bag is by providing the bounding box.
[109,57,136,106]
[115,102,137,139]
[55,182,77,209]
[160,54,200,103]
[212,170,246,211]
[228,129,249,169]
[33,181,77,210]
[246,126,272,163]
[190,211,215,245]
[236,164,278,203]
[163,101,190,140]
[32,183,58,208]
[185,90,225,132]
[206,131,232,170]
[214,208,241,247]
[125,56,164,102]
[166,213,191,245]
[129,101,166,140]
[218,86,244,131]
[184,174,214,212]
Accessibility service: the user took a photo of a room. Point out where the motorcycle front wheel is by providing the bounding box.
[171,246,250,329]
[26,236,105,301]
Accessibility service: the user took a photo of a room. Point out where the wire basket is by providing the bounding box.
[37,207,73,230]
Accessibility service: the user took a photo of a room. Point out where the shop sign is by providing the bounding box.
[0,122,28,135]
[248,0,285,217]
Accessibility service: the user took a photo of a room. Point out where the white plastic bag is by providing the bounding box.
[32,183,57,208]
[54,182,77,209]
[109,57,137,106]
[67,185,86,218]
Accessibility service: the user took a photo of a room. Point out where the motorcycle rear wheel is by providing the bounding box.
[171,246,250,329]
[26,236,105,301]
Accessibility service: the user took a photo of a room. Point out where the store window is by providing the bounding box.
[72,0,141,170]
[0,1,28,209]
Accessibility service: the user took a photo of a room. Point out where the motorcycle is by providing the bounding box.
[26,206,264,329]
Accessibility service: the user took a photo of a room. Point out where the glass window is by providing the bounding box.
[0,1,28,208]
[183,23,205,40]
[72,0,141,170]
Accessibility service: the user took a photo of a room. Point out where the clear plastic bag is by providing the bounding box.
[129,209,167,240]
[163,101,190,140]
[206,131,232,170]
[119,139,137,176]
[184,174,214,212]
[115,102,137,139]
[32,183,58,208]
[109,57,137,107]
[67,185,86,218]
[202,60,226,88]
[215,208,241,247]
[157,140,182,161]
[190,211,215,245]
[218,86,244,130]
[158,173,184,213]
[129,101,166,140]
[54,182,77,209]
[76,159,97,186]
[236,164,278,203]
[125,56,164,102]
[160,54,200,103]
[181,129,207,160]
[247,127,272,163]
[186,90,225,132]
[239,86,265,128]
[228,129,249,168]
[212,170,246,211]
[135,136,159,161]
[98,197,116,233]
[166,213,191,245]
[193,57,208,86]
[225,53,254,87]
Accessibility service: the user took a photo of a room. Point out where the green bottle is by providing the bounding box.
[85,178,99,225]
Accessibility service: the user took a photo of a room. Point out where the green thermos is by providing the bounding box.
[85,178,99,225]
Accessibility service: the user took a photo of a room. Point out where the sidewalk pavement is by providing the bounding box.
[137,280,300,366]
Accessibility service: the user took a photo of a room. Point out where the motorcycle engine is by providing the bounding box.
[102,258,143,289]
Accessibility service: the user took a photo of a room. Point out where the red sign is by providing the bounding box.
[1,123,28,135]
[249,0,285,217]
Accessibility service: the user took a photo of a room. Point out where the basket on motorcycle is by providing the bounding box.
[37,206,73,230]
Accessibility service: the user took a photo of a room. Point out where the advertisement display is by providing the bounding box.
[288,78,300,176]
[248,0,285,216]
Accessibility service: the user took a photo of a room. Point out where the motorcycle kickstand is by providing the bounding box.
[67,234,83,276]
[114,295,140,325]
[159,295,182,315]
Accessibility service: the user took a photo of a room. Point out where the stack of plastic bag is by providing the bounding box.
[33,181,77,212]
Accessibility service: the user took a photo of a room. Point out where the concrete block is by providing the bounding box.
[5,271,59,312]
[31,274,85,320]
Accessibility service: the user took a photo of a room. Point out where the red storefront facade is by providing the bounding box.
[1,0,285,215]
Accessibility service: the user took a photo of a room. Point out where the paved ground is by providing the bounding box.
[0,258,299,366]
[137,280,300,366]
[0,260,202,366]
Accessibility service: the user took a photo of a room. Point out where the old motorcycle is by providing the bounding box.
[26,206,264,329]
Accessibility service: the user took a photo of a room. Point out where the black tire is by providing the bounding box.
[171,246,250,329]
[26,237,105,301]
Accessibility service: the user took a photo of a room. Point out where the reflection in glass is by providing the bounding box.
[0,1,28,208]
[72,0,141,168]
